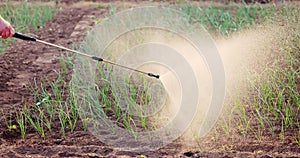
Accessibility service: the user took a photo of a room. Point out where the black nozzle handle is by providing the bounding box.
[148,73,160,79]
[13,32,36,41]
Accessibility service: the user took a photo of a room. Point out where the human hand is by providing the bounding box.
[0,17,15,39]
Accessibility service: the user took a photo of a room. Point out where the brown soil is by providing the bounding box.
[0,1,299,158]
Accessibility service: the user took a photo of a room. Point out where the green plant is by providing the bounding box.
[178,3,278,36]
[293,124,300,147]
[96,5,106,9]
[58,103,67,137]
[23,105,45,139]
[16,111,26,140]
[1,110,17,131]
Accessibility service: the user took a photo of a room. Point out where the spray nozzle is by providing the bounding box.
[148,73,160,79]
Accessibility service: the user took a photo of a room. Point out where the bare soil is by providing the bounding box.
[0,1,299,158]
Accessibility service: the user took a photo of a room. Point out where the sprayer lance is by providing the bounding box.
[13,32,160,79]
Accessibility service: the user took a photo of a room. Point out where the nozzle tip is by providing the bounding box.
[92,56,103,62]
[148,73,160,79]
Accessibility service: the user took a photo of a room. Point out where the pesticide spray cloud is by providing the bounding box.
[182,23,287,145]
[218,24,285,94]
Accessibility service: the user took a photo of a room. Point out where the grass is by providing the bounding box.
[0,1,58,53]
